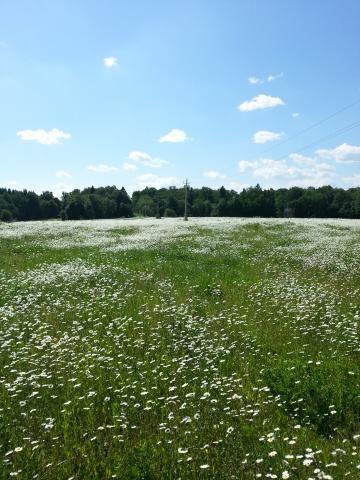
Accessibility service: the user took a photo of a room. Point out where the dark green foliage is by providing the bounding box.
[0,209,12,222]
[163,208,176,217]
[0,186,133,221]
[131,184,360,219]
[0,188,61,221]
[61,186,133,220]
[1,184,359,222]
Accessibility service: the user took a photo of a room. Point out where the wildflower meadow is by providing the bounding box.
[0,217,359,479]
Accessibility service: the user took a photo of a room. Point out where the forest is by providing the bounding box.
[0,184,359,221]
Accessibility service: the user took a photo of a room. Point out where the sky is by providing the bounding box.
[0,0,359,196]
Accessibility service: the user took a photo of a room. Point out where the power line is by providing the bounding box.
[188,97,360,188]
[188,119,360,187]
[256,97,360,158]
[133,97,360,194]
[273,119,360,162]
[222,118,360,183]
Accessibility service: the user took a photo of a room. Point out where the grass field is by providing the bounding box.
[0,217,359,479]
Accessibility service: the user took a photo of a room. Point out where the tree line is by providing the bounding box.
[0,184,359,222]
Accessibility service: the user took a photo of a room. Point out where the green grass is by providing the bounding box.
[0,219,359,479]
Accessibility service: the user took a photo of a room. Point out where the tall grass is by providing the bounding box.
[0,218,359,479]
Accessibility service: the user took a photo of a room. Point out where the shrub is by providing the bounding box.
[164,208,176,217]
[0,209,12,222]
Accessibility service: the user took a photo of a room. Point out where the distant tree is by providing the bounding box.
[134,194,156,216]
[39,191,61,219]
[164,208,176,217]
[116,187,133,217]
[330,189,353,218]
[1,184,359,222]
[64,196,85,220]
[350,189,360,218]
[167,196,180,216]
[274,189,288,217]
[212,198,227,216]
[191,198,212,216]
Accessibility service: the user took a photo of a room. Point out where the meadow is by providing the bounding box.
[0,217,359,480]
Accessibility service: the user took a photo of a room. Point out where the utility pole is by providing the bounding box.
[184,179,189,221]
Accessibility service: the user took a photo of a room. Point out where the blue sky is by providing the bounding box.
[0,0,359,196]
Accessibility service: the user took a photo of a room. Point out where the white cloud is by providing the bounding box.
[316,143,360,163]
[342,173,360,187]
[253,130,284,144]
[53,182,75,198]
[289,154,333,174]
[203,170,227,179]
[226,181,249,192]
[238,94,285,112]
[238,156,335,187]
[289,153,317,166]
[87,164,118,173]
[292,112,300,118]
[123,162,138,172]
[248,76,262,85]
[17,128,71,145]
[128,151,168,168]
[56,170,72,179]
[159,128,190,143]
[103,56,117,68]
[238,160,255,173]
[267,72,283,82]
[134,173,178,189]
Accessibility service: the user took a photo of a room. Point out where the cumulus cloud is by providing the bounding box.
[122,162,138,172]
[226,181,249,192]
[56,170,72,179]
[203,170,227,179]
[103,56,117,68]
[267,72,283,82]
[238,142,360,187]
[342,173,360,187]
[316,143,360,163]
[87,164,118,173]
[238,94,285,112]
[253,130,284,144]
[292,112,300,118]
[17,128,71,145]
[248,76,262,85]
[53,182,76,199]
[238,156,335,187]
[289,153,318,166]
[159,129,190,143]
[134,173,178,189]
[128,151,168,168]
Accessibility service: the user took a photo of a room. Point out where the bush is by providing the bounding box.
[164,208,177,217]
[0,209,12,222]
